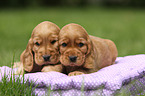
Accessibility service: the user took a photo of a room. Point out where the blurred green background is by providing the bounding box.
[0,0,145,67]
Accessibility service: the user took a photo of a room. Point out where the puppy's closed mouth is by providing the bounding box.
[67,63,80,67]
[42,62,51,65]
[69,64,76,67]
[41,61,57,65]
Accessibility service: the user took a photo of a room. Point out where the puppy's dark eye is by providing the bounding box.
[35,42,40,46]
[78,43,84,47]
[62,43,67,47]
[51,40,56,44]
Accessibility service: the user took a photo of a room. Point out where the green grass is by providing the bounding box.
[0,7,145,96]
[0,52,37,96]
[0,72,37,96]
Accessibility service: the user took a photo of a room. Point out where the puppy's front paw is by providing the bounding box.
[68,71,84,76]
[41,66,54,72]
[41,64,63,72]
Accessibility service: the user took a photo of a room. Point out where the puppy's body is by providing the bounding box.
[59,23,118,76]
[62,36,117,75]
[15,21,62,74]
[87,36,117,71]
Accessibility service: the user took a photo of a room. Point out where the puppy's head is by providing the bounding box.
[21,21,60,72]
[59,23,92,67]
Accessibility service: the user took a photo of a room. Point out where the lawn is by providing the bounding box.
[0,7,145,67]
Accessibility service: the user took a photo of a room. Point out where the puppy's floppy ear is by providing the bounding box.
[86,36,93,55]
[83,36,95,69]
[20,38,34,72]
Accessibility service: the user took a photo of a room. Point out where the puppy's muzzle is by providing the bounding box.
[69,56,77,62]
[43,55,51,61]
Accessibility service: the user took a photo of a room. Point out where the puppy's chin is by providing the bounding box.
[67,62,83,67]
[35,59,59,66]
[60,56,85,67]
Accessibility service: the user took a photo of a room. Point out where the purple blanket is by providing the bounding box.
[0,54,145,96]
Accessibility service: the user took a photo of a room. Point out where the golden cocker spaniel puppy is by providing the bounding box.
[16,21,62,74]
[59,23,118,76]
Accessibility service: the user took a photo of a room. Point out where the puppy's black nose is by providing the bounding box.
[69,56,77,62]
[43,55,51,61]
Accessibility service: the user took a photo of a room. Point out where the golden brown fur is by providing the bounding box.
[15,21,62,74]
[59,23,118,76]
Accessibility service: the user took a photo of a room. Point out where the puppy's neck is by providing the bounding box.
[63,66,80,75]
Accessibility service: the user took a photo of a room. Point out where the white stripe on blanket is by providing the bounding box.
[0,54,145,96]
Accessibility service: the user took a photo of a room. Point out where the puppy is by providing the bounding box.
[15,21,62,74]
[59,23,118,76]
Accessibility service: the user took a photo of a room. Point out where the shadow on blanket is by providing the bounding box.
[0,54,145,96]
